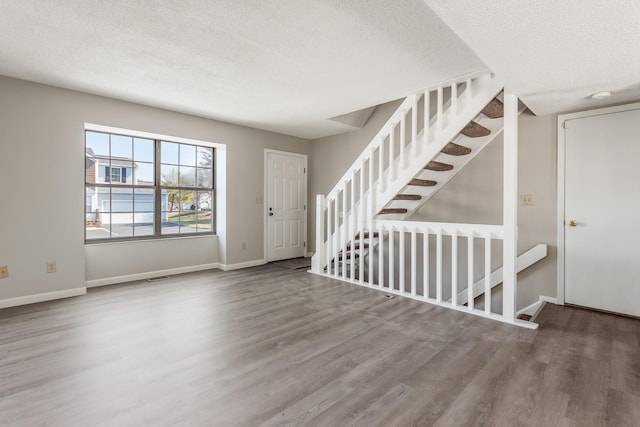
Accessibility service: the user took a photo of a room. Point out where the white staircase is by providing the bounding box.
[311,71,544,328]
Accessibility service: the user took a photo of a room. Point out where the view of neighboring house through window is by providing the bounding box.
[85,130,215,241]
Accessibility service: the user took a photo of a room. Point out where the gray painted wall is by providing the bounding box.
[0,76,310,300]
[308,99,403,250]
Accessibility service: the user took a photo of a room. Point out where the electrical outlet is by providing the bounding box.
[0,266,8,279]
[241,242,247,250]
[46,261,57,274]
[520,194,534,206]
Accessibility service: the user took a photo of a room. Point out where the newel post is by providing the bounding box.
[312,194,326,273]
[503,92,518,321]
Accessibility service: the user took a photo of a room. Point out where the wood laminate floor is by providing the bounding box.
[1,264,639,426]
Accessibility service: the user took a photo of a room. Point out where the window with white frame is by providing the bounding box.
[85,130,215,241]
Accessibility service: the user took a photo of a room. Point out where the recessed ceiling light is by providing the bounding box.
[590,91,611,100]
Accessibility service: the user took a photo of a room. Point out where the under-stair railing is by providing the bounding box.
[319,220,536,329]
[311,70,501,276]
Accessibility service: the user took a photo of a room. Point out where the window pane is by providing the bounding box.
[197,191,213,232]
[197,146,213,168]
[111,188,133,212]
[108,163,134,185]
[134,162,154,185]
[161,141,179,164]
[197,191,212,211]
[197,217,212,232]
[86,132,109,157]
[162,211,180,235]
[196,168,212,188]
[111,135,132,159]
[85,186,111,240]
[134,188,154,212]
[111,212,133,238]
[180,191,196,211]
[161,189,180,213]
[179,166,196,187]
[161,165,179,186]
[134,138,154,162]
[180,144,197,166]
[133,213,154,236]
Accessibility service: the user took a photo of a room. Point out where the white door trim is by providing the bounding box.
[263,149,308,261]
[556,101,640,305]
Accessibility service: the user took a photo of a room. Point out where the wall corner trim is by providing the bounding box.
[86,263,221,288]
[0,287,87,309]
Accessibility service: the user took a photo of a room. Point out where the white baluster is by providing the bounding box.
[423,230,429,299]
[467,234,474,311]
[451,83,458,115]
[399,227,405,294]
[485,237,491,314]
[400,114,406,168]
[412,94,418,155]
[350,173,356,279]
[314,194,325,273]
[326,198,332,275]
[378,142,385,192]
[437,87,443,130]
[341,184,347,280]
[389,228,395,291]
[368,156,374,286]
[378,223,384,288]
[335,192,340,276]
[466,78,473,100]
[359,162,365,283]
[411,229,417,297]
[451,229,458,306]
[436,229,442,302]
[424,90,431,145]
[389,124,396,180]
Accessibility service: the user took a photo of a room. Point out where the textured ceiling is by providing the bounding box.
[0,0,486,139]
[425,0,640,115]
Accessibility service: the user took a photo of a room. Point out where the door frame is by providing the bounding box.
[556,101,640,305]
[263,149,308,262]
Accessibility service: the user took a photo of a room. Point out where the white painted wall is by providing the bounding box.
[0,76,309,302]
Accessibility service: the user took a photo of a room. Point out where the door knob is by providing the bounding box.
[269,212,274,216]
[569,220,578,227]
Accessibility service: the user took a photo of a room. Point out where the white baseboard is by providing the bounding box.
[86,263,221,288]
[219,259,266,271]
[0,287,87,309]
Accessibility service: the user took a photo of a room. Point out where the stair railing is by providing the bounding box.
[312,70,494,276]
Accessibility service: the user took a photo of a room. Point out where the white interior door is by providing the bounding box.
[266,151,306,262]
[564,107,640,317]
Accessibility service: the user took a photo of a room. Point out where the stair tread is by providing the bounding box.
[482,98,504,119]
[345,242,369,250]
[441,142,472,156]
[379,208,408,214]
[460,121,491,138]
[333,253,359,262]
[355,231,379,239]
[408,178,437,187]
[393,194,421,201]
[425,161,454,172]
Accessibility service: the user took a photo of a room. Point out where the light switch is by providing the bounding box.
[520,194,534,206]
